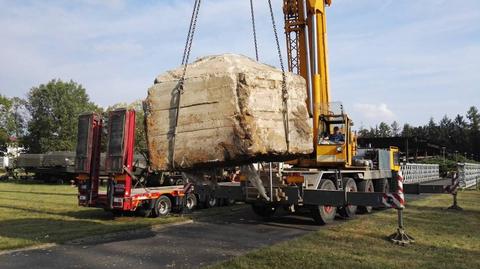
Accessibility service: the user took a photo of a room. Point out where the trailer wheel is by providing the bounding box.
[251,203,276,219]
[153,195,172,217]
[374,178,390,193]
[136,203,152,218]
[338,178,358,218]
[310,178,337,225]
[356,180,374,214]
[185,193,197,211]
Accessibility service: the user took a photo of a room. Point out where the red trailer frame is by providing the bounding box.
[75,109,188,216]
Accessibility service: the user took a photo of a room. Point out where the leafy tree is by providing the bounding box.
[0,95,27,152]
[402,123,414,137]
[377,122,392,137]
[0,95,13,150]
[25,79,99,153]
[466,106,480,157]
[390,121,401,136]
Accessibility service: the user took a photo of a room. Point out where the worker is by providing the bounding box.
[330,126,345,143]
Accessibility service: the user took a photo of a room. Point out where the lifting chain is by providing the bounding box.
[249,0,259,61]
[170,0,202,169]
[267,0,290,151]
[180,0,202,89]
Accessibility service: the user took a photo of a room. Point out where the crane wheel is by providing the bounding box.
[153,195,172,217]
[356,179,374,214]
[311,178,337,225]
[374,178,390,193]
[251,203,277,219]
[204,195,217,208]
[338,178,358,218]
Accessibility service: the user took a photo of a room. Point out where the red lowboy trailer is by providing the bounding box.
[75,109,193,217]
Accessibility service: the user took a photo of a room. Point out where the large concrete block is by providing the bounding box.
[145,54,313,170]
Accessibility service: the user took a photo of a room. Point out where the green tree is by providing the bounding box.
[0,95,28,151]
[401,123,414,137]
[377,122,392,137]
[466,106,480,157]
[25,79,99,153]
[390,121,401,136]
[0,95,13,150]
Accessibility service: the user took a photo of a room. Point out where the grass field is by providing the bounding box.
[211,191,480,269]
[0,181,185,251]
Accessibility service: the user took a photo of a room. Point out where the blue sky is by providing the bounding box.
[0,0,479,128]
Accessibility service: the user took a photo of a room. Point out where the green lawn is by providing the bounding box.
[210,191,480,269]
[0,181,185,251]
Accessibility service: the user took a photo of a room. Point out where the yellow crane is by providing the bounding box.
[283,0,356,168]
[241,0,401,224]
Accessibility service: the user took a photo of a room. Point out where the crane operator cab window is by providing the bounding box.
[319,122,346,145]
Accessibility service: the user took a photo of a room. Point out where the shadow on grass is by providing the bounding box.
[0,218,157,249]
[0,190,76,197]
[0,204,115,221]
[407,204,480,218]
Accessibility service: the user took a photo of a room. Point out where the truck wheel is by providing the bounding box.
[224,198,236,206]
[153,195,172,217]
[185,193,197,211]
[251,203,276,219]
[311,178,337,225]
[338,178,358,218]
[374,178,390,193]
[204,196,217,208]
[357,180,374,214]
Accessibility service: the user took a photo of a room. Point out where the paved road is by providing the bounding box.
[0,205,325,269]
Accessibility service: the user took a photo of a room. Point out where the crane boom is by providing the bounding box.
[284,0,331,150]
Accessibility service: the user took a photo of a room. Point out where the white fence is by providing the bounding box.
[401,163,439,184]
[457,163,480,189]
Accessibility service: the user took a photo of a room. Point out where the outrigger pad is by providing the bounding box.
[389,228,415,246]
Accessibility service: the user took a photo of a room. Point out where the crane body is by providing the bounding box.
[242,0,402,224]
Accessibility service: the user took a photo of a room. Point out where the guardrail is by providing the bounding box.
[401,163,439,184]
[457,163,480,189]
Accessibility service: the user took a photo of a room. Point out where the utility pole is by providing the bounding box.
[442,147,446,164]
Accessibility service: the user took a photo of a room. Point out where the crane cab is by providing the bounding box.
[315,102,355,167]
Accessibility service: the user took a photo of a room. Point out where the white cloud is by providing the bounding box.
[353,103,395,126]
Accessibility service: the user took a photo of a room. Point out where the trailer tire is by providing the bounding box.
[136,204,152,218]
[185,193,197,211]
[338,178,358,218]
[310,178,337,225]
[251,203,276,219]
[153,195,172,217]
[356,179,374,214]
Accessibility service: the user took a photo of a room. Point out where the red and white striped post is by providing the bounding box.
[389,170,415,245]
[447,172,463,210]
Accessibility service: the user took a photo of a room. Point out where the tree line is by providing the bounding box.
[358,107,480,160]
[0,79,146,155]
